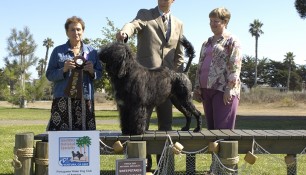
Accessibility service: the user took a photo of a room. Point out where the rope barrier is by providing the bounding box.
[220,155,240,164]
[35,158,49,166]
[11,147,34,169]
[212,152,239,172]
[98,134,306,174]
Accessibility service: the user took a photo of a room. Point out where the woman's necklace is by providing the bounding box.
[71,45,82,56]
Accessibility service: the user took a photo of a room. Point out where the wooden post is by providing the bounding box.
[285,154,297,175]
[13,132,34,175]
[126,141,148,174]
[218,141,239,175]
[35,141,48,175]
[186,154,195,175]
[127,141,146,159]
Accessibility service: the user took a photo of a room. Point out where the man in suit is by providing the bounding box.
[116,0,184,130]
[116,0,184,171]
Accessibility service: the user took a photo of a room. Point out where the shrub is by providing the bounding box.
[240,87,306,107]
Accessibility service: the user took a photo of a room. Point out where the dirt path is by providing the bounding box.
[0,119,119,125]
[1,101,305,116]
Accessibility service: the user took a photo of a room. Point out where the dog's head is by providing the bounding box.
[98,42,133,78]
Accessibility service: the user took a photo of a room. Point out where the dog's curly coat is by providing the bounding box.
[99,40,202,135]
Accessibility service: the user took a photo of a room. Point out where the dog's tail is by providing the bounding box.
[180,35,195,73]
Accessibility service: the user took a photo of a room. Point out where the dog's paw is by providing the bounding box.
[193,127,202,132]
[181,126,190,131]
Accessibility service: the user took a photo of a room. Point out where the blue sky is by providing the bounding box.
[1,0,306,79]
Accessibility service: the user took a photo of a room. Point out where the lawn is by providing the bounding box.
[1,107,306,174]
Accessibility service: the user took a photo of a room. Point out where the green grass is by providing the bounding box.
[0,107,50,120]
[1,107,306,174]
[0,125,46,174]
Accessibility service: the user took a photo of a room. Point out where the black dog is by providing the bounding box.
[99,37,202,135]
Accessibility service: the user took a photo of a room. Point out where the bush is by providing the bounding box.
[95,92,109,103]
[240,87,306,107]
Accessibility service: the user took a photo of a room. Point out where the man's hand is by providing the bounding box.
[116,31,127,42]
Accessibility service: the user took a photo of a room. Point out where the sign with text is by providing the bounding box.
[49,131,100,175]
[116,158,146,175]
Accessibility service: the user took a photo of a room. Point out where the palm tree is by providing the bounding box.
[284,52,295,91]
[76,137,84,154]
[295,0,306,19]
[42,38,54,73]
[249,19,264,87]
[36,59,45,78]
[81,136,91,161]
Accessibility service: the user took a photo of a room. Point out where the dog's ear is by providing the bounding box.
[98,45,109,63]
[117,47,129,78]
[118,60,126,78]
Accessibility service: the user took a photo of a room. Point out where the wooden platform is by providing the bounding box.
[34,129,306,155]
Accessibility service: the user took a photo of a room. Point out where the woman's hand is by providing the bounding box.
[223,88,232,105]
[63,59,76,72]
[193,87,202,102]
[83,61,94,76]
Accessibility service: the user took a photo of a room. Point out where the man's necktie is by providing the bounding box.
[162,15,168,34]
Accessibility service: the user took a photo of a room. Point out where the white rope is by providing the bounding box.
[181,146,208,154]
[99,139,128,154]
[253,139,305,167]
[98,135,306,174]
[153,135,172,174]
[220,155,240,164]
[180,139,224,155]
[99,139,113,150]
[167,134,174,145]
[35,158,49,166]
[299,146,306,154]
[11,147,35,169]
[251,137,255,153]
[253,140,282,162]
[212,152,239,173]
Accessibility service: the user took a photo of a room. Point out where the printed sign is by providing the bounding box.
[49,131,100,175]
[116,158,146,175]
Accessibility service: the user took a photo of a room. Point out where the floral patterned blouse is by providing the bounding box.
[195,32,242,98]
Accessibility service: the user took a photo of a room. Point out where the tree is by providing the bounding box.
[296,64,306,91]
[32,38,54,101]
[241,55,255,88]
[249,19,264,87]
[295,0,306,19]
[0,68,10,100]
[36,58,45,78]
[187,63,198,90]
[3,57,19,95]
[267,60,287,88]
[42,38,54,73]
[6,27,38,108]
[256,57,270,85]
[296,64,306,84]
[241,55,269,88]
[283,52,295,91]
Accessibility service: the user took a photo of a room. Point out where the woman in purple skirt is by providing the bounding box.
[194,7,242,130]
